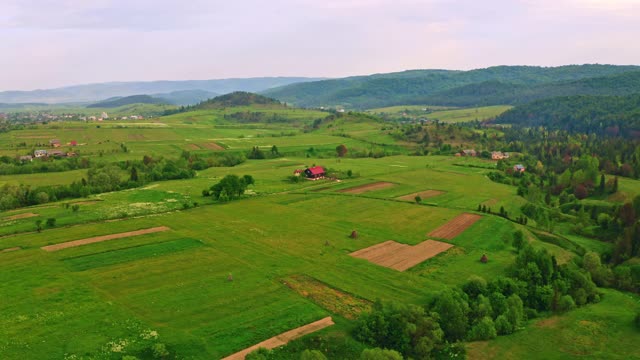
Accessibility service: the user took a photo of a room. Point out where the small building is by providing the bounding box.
[461,149,477,157]
[491,151,508,160]
[66,152,77,157]
[49,139,61,148]
[293,169,303,177]
[34,149,48,158]
[19,155,33,162]
[514,164,526,173]
[49,150,65,157]
[69,140,78,146]
[304,166,326,179]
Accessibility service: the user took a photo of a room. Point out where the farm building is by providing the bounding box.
[514,164,526,173]
[34,149,48,158]
[69,140,78,146]
[49,150,66,157]
[49,139,61,147]
[491,151,509,160]
[304,166,326,179]
[293,169,303,177]
[19,155,33,162]
[461,149,477,157]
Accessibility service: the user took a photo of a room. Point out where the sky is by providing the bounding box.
[1,0,640,91]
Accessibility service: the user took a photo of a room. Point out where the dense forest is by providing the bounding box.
[264,65,640,109]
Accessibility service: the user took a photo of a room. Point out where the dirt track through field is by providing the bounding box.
[202,142,224,150]
[351,240,453,271]
[2,213,39,221]
[1,246,21,253]
[338,182,394,194]
[222,317,334,360]
[397,190,444,201]
[428,213,482,240]
[41,226,170,252]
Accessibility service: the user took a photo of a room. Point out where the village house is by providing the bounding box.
[49,139,61,148]
[69,140,78,146]
[293,169,303,177]
[19,155,33,162]
[304,166,326,179]
[514,164,526,173]
[49,150,66,157]
[460,149,477,157]
[491,151,509,160]
[34,149,48,158]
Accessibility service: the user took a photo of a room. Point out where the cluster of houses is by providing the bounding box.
[456,149,510,160]
[21,139,79,162]
[293,166,326,180]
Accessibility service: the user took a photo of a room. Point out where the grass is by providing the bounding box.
[425,105,513,123]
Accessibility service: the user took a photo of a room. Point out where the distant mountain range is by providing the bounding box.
[263,65,640,109]
[0,77,324,104]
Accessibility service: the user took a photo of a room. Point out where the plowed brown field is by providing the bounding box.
[351,239,453,271]
[338,182,394,194]
[428,213,482,239]
[202,142,224,150]
[2,213,38,221]
[41,226,170,252]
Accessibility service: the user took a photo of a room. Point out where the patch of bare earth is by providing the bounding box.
[428,213,482,240]
[1,246,21,253]
[397,190,444,201]
[41,226,170,252]
[185,143,201,150]
[351,239,453,271]
[222,317,334,360]
[283,275,371,320]
[535,316,560,328]
[70,200,101,206]
[338,182,394,194]
[201,142,224,150]
[2,213,39,221]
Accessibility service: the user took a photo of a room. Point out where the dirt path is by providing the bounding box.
[41,226,170,252]
[351,240,453,271]
[1,246,21,253]
[222,317,334,360]
[2,213,39,221]
[338,182,394,194]
[428,213,482,240]
[397,190,444,201]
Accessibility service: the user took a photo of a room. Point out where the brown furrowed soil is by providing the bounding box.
[201,142,225,150]
[1,246,21,253]
[185,143,202,150]
[2,213,39,221]
[428,213,482,240]
[351,239,453,271]
[221,317,334,360]
[338,182,394,194]
[397,190,444,201]
[41,226,170,252]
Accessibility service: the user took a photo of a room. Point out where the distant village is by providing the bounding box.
[18,138,83,162]
[2,111,145,123]
[456,149,525,172]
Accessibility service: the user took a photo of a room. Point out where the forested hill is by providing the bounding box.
[263,65,640,109]
[494,94,640,136]
[87,95,168,108]
[194,92,283,109]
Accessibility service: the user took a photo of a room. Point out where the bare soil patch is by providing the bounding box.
[201,142,225,151]
[338,182,394,194]
[16,135,53,139]
[70,200,102,206]
[428,213,482,240]
[283,275,371,320]
[222,317,334,360]
[41,226,170,252]
[2,213,39,221]
[397,190,444,201]
[185,143,202,150]
[128,134,146,140]
[351,239,453,271]
[1,246,21,253]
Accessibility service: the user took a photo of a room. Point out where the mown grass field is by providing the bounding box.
[1,108,639,359]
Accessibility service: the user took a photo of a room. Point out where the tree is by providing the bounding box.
[360,348,403,360]
[246,348,271,360]
[574,184,588,200]
[34,191,49,204]
[513,230,525,252]
[336,144,348,157]
[558,295,576,312]
[300,349,327,360]
[599,173,606,194]
[72,204,80,213]
[46,218,56,227]
[210,174,253,201]
[414,195,422,204]
[271,145,279,155]
[432,289,469,341]
[468,317,497,341]
[494,314,513,335]
[130,166,139,182]
[35,219,43,233]
[635,312,640,330]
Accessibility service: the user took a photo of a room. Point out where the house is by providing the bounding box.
[461,149,477,157]
[66,152,77,157]
[69,140,78,146]
[49,139,61,148]
[491,151,509,160]
[514,164,526,173]
[49,150,65,157]
[101,112,109,119]
[293,169,303,177]
[34,149,48,158]
[304,166,326,179]
[19,155,33,162]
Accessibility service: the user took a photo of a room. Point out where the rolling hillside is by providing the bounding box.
[87,95,168,108]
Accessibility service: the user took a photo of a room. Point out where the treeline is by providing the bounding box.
[354,238,600,359]
[223,111,291,123]
[0,156,92,175]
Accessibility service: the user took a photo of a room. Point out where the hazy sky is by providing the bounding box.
[1,0,639,90]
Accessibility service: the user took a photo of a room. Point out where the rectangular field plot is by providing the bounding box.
[396,190,444,201]
[62,238,204,271]
[427,213,482,240]
[338,181,395,194]
[351,239,453,271]
[41,226,170,252]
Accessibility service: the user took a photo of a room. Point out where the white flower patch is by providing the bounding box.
[107,339,128,353]
[140,329,159,340]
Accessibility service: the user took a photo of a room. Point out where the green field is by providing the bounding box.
[1,104,639,360]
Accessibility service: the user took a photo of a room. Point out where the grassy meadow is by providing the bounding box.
[0,104,638,359]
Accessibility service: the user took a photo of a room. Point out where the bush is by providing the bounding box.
[301,349,327,360]
[151,343,169,358]
[46,218,56,227]
[495,314,513,335]
[360,348,403,360]
[558,295,576,312]
[468,317,497,341]
[246,347,271,360]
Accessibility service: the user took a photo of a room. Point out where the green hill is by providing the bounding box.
[194,91,283,109]
[264,65,640,109]
[87,95,168,108]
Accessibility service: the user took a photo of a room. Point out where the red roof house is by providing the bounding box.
[304,166,326,179]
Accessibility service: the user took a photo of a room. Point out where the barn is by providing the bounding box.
[304,166,326,179]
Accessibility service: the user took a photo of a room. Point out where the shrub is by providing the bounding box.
[558,295,576,312]
[468,317,497,341]
[495,314,513,335]
[46,218,56,227]
[301,349,328,360]
[360,348,403,360]
[246,347,271,360]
